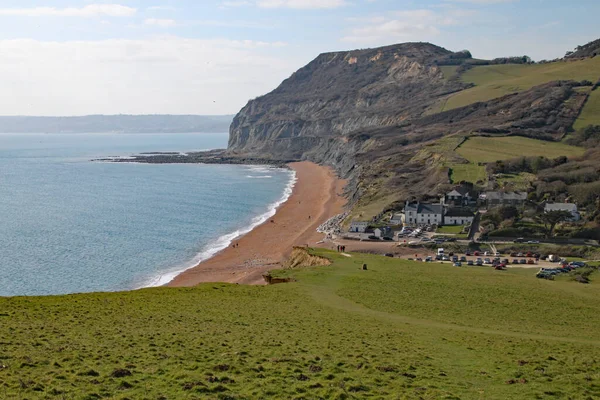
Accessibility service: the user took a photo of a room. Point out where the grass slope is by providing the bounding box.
[574,89,600,130]
[449,163,487,184]
[2,250,600,399]
[444,57,600,111]
[457,136,584,163]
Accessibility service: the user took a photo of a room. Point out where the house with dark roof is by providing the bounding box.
[480,191,527,209]
[442,185,478,207]
[544,203,581,222]
[403,201,444,226]
[444,208,475,226]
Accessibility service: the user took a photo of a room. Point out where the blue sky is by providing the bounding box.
[0,0,597,115]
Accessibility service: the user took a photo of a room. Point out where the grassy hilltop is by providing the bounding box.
[2,250,600,399]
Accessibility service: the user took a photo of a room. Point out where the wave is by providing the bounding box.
[139,167,298,289]
[246,175,273,179]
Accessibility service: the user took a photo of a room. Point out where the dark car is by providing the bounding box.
[502,258,510,264]
[385,253,394,257]
[460,256,467,262]
[512,259,519,264]
[383,237,394,241]
[514,237,525,243]
[368,235,378,240]
[465,251,472,256]
[446,238,457,242]
[453,262,462,267]
[467,260,474,266]
[476,260,483,266]
[520,259,527,264]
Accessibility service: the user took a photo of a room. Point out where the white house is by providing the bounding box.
[389,213,403,225]
[403,201,444,226]
[444,208,475,226]
[349,221,369,233]
[544,203,581,222]
[373,227,393,238]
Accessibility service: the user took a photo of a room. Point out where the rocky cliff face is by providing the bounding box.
[228,43,466,164]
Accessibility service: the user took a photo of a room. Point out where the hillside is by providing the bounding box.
[2,249,600,398]
[227,39,600,219]
[0,115,233,133]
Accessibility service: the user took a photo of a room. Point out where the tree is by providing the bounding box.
[536,210,573,238]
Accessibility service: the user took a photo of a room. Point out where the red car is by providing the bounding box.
[474,251,480,256]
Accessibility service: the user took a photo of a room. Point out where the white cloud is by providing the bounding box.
[0,37,296,115]
[144,18,177,27]
[257,0,347,8]
[342,8,475,44]
[0,4,136,18]
[220,1,252,7]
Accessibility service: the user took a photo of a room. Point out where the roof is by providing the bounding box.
[404,202,443,215]
[483,191,527,201]
[445,208,475,217]
[418,203,444,215]
[350,221,369,226]
[545,203,578,212]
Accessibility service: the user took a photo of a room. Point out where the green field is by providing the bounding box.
[436,225,465,234]
[444,57,600,111]
[449,162,487,184]
[457,136,585,163]
[2,249,600,399]
[574,89,600,130]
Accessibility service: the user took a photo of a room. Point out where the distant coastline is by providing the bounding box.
[0,114,234,134]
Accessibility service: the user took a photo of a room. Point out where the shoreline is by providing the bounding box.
[167,161,347,286]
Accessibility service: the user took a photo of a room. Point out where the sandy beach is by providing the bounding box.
[168,161,347,286]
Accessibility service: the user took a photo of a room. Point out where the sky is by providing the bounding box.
[0,0,597,116]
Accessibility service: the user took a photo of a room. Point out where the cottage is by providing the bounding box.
[444,208,475,226]
[389,213,403,226]
[480,191,527,208]
[544,203,581,222]
[349,221,369,233]
[403,201,444,226]
[374,226,393,238]
[442,185,477,207]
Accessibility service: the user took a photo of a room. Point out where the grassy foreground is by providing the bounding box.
[2,250,600,399]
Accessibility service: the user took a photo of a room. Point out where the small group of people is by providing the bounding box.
[232,243,239,249]
[336,245,347,252]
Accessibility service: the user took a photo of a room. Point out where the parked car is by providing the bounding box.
[368,235,378,240]
[526,252,533,258]
[467,260,474,266]
[512,259,520,264]
[527,259,535,265]
[517,252,524,257]
[520,259,527,264]
[465,251,472,256]
[476,259,483,266]
[383,237,394,241]
[484,258,492,264]
[514,237,525,243]
[460,256,467,262]
[502,259,510,265]
[474,251,480,256]
[452,256,459,262]
[494,264,507,270]
[442,256,450,261]
[446,238,457,242]
[453,262,462,267]
[528,240,540,244]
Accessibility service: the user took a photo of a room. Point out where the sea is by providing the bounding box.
[0,132,295,297]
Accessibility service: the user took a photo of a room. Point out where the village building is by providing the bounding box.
[349,221,369,233]
[544,203,581,222]
[442,185,478,207]
[373,226,394,238]
[444,208,475,226]
[389,213,403,226]
[480,191,527,209]
[403,201,444,226]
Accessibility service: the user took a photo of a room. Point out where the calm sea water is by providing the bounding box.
[0,133,294,297]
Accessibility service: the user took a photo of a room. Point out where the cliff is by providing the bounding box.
[228,43,466,160]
